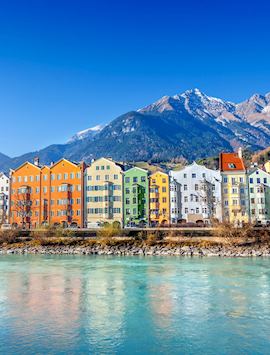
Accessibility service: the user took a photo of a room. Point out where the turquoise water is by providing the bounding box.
[0,256,270,354]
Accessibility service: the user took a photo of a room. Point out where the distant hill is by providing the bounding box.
[1,88,270,172]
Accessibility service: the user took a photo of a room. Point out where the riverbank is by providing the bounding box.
[1,239,270,257]
[1,225,270,257]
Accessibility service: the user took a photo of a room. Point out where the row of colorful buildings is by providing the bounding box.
[1,148,270,228]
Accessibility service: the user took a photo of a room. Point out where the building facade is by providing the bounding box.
[169,176,181,224]
[9,158,85,228]
[170,162,222,224]
[220,149,249,226]
[84,158,123,227]
[123,167,149,227]
[264,161,270,174]
[49,159,85,227]
[149,171,170,226]
[0,172,10,224]
[248,168,270,224]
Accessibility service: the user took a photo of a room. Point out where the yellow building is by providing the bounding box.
[264,161,270,174]
[220,149,249,226]
[84,157,124,227]
[149,171,170,226]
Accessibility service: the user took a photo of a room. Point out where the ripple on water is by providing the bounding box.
[0,255,269,354]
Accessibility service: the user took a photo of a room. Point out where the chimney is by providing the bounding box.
[34,157,40,166]
[238,147,242,159]
[50,161,54,167]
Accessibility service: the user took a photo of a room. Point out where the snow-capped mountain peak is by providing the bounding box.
[68,124,104,143]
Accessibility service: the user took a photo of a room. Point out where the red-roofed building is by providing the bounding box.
[220,148,249,225]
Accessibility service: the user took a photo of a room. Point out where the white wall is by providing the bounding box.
[170,162,222,223]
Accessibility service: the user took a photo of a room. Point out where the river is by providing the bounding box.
[0,255,269,354]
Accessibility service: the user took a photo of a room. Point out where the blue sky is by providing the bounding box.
[0,0,270,157]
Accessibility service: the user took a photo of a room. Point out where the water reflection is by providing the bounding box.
[0,256,269,354]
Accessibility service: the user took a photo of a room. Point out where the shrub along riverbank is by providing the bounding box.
[0,224,270,257]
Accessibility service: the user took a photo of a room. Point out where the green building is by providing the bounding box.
[123,167,149,227]
[248,168,270,225]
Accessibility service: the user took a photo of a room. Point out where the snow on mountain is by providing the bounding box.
[68,124,104,143]
[139,88,236,120]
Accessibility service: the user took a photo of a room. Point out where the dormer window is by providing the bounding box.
[228,163,236,169]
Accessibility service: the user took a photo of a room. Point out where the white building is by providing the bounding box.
[0,172,9,224]
[169,176,181,223]
[248,168,270,225]
[170,162,222,224]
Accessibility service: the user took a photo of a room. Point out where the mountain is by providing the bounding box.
[1,88,270,171]
[0,153,11,170]
[68,124,104,143]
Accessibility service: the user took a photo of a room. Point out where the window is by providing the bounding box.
[96,166,99,170]
[228,163,236,169]
[57,174,62,180]
[192,173,196,178]
[64,173,68,180]
[106,165,110,170]
[125,177,130,183]
[43,174,47,181]
[96,175,100,181]
[114,174,118,180]
[195,184,198,191]
[76,172,81,179]
[51,174,55,180]
[105,175,109,180]
[249,178,253,184]
[264,178,267,184]
[70,172,74,179]
[133,177,138,183]
[223,177,228,183]
[184,185,187,191]
[162,187,166,193]
[257,178,261,184]
[101,166,105,170]
[88,176,92,181]
[184,173,187,178]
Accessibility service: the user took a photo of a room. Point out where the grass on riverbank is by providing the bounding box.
[0,224,270,250]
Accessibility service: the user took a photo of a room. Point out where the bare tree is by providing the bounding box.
[11,187,37,228]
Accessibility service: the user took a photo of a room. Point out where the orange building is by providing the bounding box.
[10,158,86,228]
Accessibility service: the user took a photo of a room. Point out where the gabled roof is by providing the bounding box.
[124,166,148,174]
[89,157,124,170]
[50,158,81,169]
[220,152,245,172]
[10,161,41,173]
[150,171,168,177]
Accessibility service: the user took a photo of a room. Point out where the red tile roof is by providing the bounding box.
[219,152,246,172]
